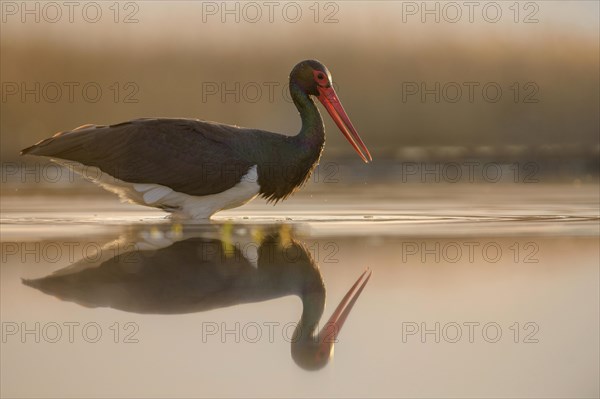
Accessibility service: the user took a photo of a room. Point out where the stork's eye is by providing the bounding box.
[313,70,329,87]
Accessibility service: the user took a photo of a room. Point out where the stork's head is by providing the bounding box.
[290,60,372,163]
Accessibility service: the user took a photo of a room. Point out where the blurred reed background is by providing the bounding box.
[1,1,598,178]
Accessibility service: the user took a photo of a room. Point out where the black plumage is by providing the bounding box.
[21,60,369,213]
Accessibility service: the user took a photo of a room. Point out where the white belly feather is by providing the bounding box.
[54,160,260,219]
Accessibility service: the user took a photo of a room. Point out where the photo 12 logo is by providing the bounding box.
[200,1,340,23]
[401,82,540,104]
[398,162,540,183]
[2,321,140,343]
[400,241,540,264]
[201,321,339,343]
[200,81,342,104]
[402,321,540,343]
[1,81,140,104]
[400,1,540,24]
[1,241,140,264]
[1,1,140,24]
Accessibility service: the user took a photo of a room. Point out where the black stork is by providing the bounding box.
[20,60,371,219]
[23,225,372,370]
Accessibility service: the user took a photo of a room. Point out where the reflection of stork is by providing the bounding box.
[23,225,371,370]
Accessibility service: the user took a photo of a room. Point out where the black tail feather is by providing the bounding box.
[20,137,56,156]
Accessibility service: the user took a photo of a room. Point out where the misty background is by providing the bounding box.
[1,1,598,180]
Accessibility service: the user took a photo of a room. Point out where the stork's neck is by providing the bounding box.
[290,83,325,146]
[293,287,326,343]
[256,83,325,202]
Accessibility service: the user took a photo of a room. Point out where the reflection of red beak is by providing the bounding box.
[318,268,372,350]
[317,86,372,163]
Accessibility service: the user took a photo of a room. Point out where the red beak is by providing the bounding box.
[318,268,372,348]
[317,86,372,163]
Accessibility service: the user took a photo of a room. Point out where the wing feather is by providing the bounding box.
[21,118,255,197]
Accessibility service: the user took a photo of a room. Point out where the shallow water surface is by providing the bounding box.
[1,184,599,398]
